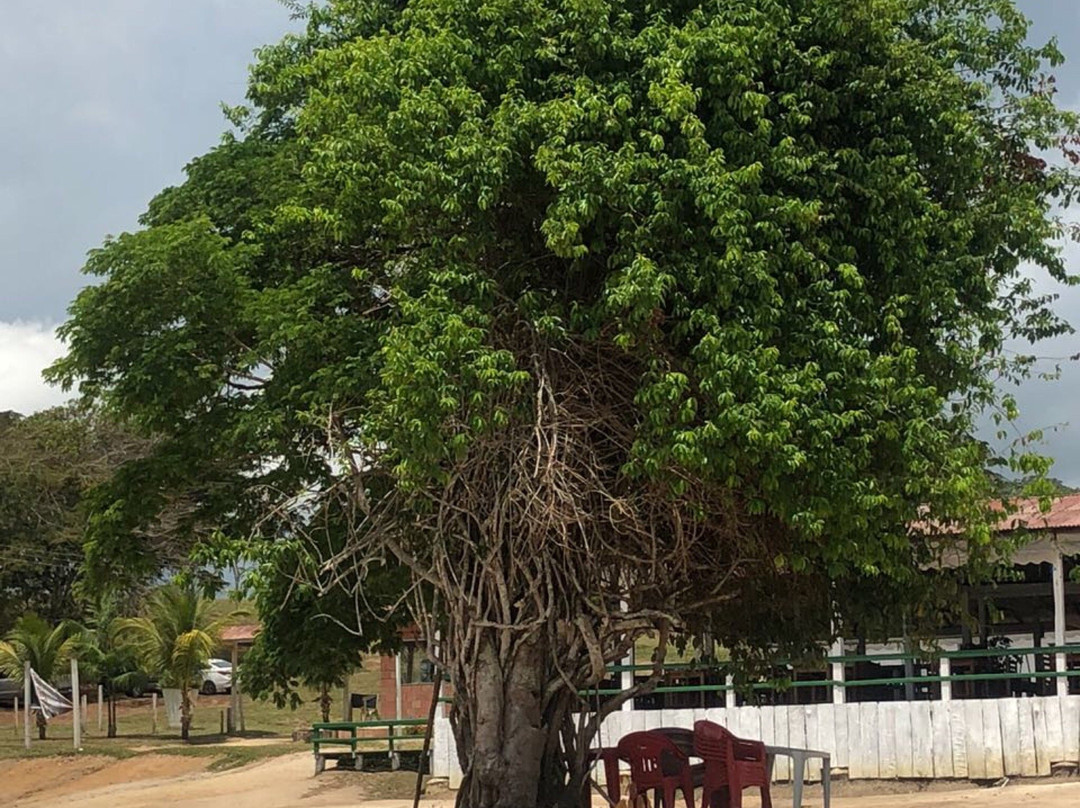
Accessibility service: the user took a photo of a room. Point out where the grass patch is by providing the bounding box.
[0,652,386,770]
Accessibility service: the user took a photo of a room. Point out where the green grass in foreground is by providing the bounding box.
[0,654,397,766]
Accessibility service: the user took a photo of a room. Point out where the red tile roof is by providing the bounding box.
[220,624,260,643]
[994,493,1080,532]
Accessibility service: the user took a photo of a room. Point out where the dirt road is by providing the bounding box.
[3,752,1080,807]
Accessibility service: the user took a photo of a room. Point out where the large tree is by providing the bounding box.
[0,406,148,631]
[50,1,1080,805]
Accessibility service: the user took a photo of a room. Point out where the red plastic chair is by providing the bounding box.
[617,731,697,808]
[693,720,772,808]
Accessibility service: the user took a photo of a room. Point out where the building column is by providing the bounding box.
[395,653,403,720]
[830,636,845,705]
[1052,551,1068,698]
[939,657,952,702]
[229,643,239,733]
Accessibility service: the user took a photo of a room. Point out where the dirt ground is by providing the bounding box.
[2,752,1080,808]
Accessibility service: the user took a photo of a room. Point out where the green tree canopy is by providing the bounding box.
[0,406,148,631]
[50,1,1080,804]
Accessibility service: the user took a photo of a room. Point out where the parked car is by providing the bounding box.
[199,658,233,695]
[0,677,21,707]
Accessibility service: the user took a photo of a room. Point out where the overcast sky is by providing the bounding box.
[3,1,1080,481]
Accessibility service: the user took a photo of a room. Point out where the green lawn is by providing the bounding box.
[0,654,388,764]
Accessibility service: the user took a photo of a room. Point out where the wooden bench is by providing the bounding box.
[312,718,430,774]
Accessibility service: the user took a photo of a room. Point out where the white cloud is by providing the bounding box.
[0,321,69,414]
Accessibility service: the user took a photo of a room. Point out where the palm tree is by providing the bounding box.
[117,584,231,741]
[75,598,148,738]
[0,614,80,739]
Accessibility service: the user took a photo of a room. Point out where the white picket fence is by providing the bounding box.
[431,696,1080,784]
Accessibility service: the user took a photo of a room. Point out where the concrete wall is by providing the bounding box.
[430,696,1080,784]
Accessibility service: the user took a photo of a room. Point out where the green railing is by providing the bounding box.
[312,718,429,756]
[582,644,1080,699]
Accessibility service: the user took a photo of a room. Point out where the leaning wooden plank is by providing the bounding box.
[910,701,934,779]
[948,700,969,778]
[1032,697,1052,776]
[1017,698,1039,777]
[856,702,880,779]
[1062,696,1080,764]
[964,700,986,779]
[878,702,898,779]
[705,706,727,732]
[929,701,953,779]
[833,703,851,772]
[789,704,808,783]
[772,706,791,781]
[998,699,1021,777]
[981,699,1005,779]
[1045,696,1065,764]
[727,705,746,740]
[894,701,914,778]
[741,705,763,748]
[818,703,837,779]
[803,704,820,754]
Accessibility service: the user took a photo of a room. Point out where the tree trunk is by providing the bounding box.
[107,694,117,738]
[454,634,568,808]
[36,711,47,740]
[319,684,332,723]
[180,687,192,742]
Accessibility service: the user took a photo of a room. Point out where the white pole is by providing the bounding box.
[621,646,635,712]
[81,695,88,737]
[152,692,158,734]
[97,685,103,732]
[940,657,952,702]
[1053,552,1068,698]
[23,661,31,750]
[395,653,403,720]
[831,636,846,705]
[71,658,81,751]
[13,696,18,737]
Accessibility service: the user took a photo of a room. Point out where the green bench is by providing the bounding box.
[312,718,430,774]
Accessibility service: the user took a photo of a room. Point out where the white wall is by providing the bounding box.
[430,696,1080,784]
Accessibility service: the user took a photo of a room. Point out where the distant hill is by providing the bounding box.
[988,472,1079,499]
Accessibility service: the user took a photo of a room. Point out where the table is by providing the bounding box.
[766,745,831,808]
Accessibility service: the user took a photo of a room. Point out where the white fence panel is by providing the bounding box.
[430,696,1080,786]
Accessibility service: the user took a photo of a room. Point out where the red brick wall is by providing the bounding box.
[379,653,452,719]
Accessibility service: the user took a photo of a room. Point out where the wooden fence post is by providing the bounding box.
[23,661,30,750]
[71,658,81,751]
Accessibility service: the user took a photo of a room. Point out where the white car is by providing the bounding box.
[199,658,233,695]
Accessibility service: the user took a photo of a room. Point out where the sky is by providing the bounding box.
[3,1,1080,481]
